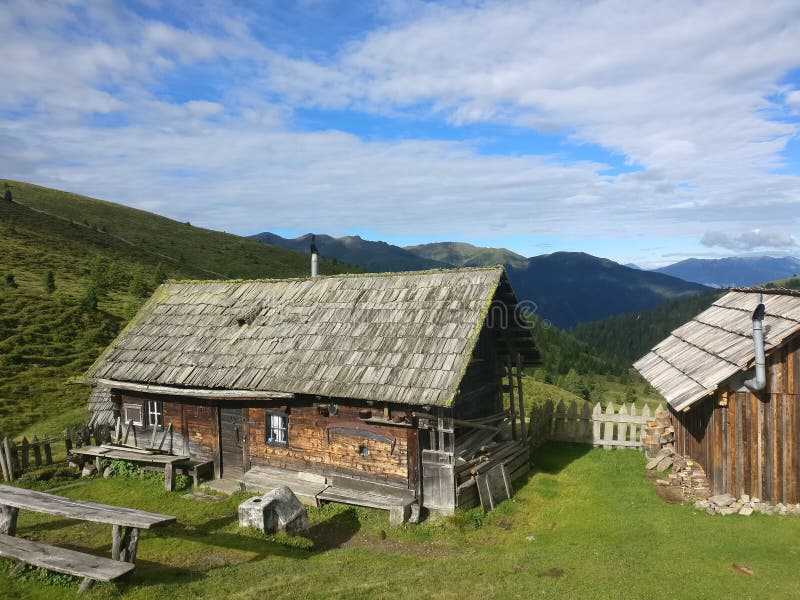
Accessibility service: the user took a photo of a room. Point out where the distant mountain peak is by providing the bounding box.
[655,255,800,287]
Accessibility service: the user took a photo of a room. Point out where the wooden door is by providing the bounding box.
[219,408,245,480]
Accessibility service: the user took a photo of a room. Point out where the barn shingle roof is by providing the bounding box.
[634,289,800,411]
[86,267,531,407]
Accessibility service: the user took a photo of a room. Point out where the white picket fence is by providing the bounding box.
[528,399,665,450]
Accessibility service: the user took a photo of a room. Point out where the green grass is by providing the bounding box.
[0,182,357,438]
[2,444,800,598]
[522,375,663,411]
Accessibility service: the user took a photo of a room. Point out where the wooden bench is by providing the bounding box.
[179,459,214,488]
[0,533,134,593]
[0,484,175,591]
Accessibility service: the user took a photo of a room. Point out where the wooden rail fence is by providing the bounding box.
[0,423,113,482]
[527,400,664,450]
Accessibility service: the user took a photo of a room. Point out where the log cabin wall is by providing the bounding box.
[114,394,221,469]
[246,399,415,489]
[671,336,800,503]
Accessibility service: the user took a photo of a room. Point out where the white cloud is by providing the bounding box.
[0,0,799,259]
[701,230,798,251]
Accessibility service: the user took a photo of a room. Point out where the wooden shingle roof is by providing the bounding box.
[87,267,524,407]
[634,289,800,411]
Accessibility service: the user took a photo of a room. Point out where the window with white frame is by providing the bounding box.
[123,403,144,427]
[147,400,163,429]
[266,413,288,446]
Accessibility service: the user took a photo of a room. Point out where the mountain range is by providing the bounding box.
[251,232,709,329]
[654,256,800,287]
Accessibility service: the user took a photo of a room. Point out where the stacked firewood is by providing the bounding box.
[453,412,529,486]
[647,446,711,500]
[642,407,675,458]
[455,439,529,485]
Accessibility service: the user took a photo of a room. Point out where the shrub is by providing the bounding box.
[107,460,139,478]
[43,270,55,294]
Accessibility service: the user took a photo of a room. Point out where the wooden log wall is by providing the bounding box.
[247,402,414,488]
[672,337,800,504]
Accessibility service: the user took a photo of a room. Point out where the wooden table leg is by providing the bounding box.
[113,526,141,563]
[111,524,122,560]
[78,577,94,593]
[0,504,19,535]
[165,463,175,492]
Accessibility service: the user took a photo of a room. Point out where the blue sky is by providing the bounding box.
[2,0,800,267]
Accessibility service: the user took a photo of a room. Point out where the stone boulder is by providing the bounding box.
[239,486,308,534]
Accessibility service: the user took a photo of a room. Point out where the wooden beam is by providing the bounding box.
[516,353,526,442]
[506,357,517,441]
[411,412,501,432]
[96,379,293,399]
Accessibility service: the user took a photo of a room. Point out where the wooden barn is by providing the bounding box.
[635,288,800,504]
[84,267,538,516]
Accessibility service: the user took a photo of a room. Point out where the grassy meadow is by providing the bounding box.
[2,443,799,599]
[0,182,356,438]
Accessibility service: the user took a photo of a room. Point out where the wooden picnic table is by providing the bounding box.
[69,445,192,491]
[0,484,175,563]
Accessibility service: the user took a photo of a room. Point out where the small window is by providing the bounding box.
[266,413,288,446]
[147,400,163,429]
[123,403,144,427]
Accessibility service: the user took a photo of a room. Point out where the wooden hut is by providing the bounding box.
[635,288,800,503]
[85,267,539,515]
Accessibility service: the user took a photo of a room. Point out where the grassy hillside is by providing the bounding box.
[250,231,448,272]
[405,241,528,269]
[765,275,800,290]
[0,182,356,437]
[571,289,723,366]
[2,180,350,280]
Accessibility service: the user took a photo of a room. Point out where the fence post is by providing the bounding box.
[0,439,9,482]
[8,442,19,477]
[579,402,591,442]
[566,401,577,440]
[592,403,601,447]
[602,402,615,450]
[628,405,638,446]
[20,437,29,471]
[616,404,627,450]
[32,436,42,467]
[44,436,53,465]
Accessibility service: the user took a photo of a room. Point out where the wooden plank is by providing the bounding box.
[3,438,13,482]
[616,404,628,451]
[515,353,526,444]
[506,357,517,440]
[602,403,614,450]
[0,533,135,582]
[475,464,512,512]
[0,443,9,483]
[756,393,763,500]
[735,393,744,498]
[782,393,789,502]
[0,485,175,529]
[0,505,18,535]
[764,393,772,501]
[592,403,601,447]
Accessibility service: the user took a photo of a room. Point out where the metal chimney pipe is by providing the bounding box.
[744,293,766,393]
[310,234,319,278]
